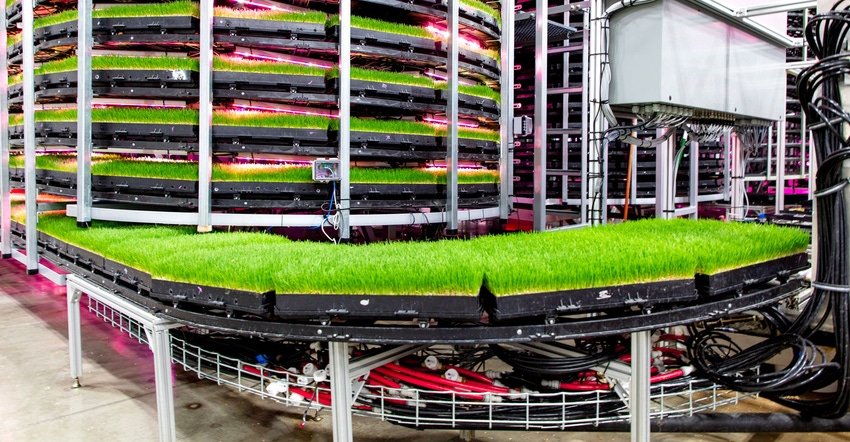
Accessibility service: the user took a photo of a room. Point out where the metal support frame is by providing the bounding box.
[580,10,590,225]
[339,0,352,241]
[630,330,652,442]
[499,0,515,222]
[0,0,9,258]
[587,0,606,226]
[76,0,93,227]
[532,0,549,232]
[673,140,699,219]
[22,0,37,273]
[729,134,745,221]
[65,205,500,227]
[197,0,214,233]
[735,0,816,17]
[66,274,181,442]
[655,128,674,220]
[446,0,460,234]
[682,0,803,47]
[329,341,353,442]
[776,116,786,211]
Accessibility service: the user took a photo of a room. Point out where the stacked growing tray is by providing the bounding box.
[6,0,504,214]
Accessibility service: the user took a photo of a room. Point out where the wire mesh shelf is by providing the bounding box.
[87,294,149,345]
[88,296,754,430]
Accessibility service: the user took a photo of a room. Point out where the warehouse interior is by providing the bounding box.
[0,0,848,440]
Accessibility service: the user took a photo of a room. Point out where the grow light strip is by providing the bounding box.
[232,0,308,13]
[230,99,338,118]
[233,47,333,69]
[425,24,485,52]
[92,98,188,108]
[423,117,479,128]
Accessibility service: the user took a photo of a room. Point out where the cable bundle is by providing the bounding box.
[689,2,850,418]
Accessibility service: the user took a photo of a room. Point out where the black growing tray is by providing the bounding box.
[274,292,482,323]
[695,252,810,297]
[214,35,336,53]
[483,279,697,322]
[34,121,199,140]
[346,26,439,54]
[213,16,326,40]
[150,279,274,317]
[212,125,329,144]
[93,15,198,33]
[213,70,327,93]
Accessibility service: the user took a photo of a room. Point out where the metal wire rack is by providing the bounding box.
[87,294,149,345]
[87,297,754,429]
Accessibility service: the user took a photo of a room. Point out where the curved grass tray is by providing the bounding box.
[213,7,326,40]
[213,57,327,93]
[18,213,811,322]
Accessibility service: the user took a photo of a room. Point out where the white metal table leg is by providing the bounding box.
[152,325,177,442]
[631,330,651,442]
[67,286,83,388]
[329,341,353,442]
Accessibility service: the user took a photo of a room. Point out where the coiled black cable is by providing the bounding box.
[689,2,850,417]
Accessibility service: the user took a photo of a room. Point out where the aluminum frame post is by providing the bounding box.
[655,128,672,220]
[580,10,590,225]
[588,0,606,226]
[499,0,515,222]
[197,0,214,233]
[67,287,83,388]
[630,330,651,442]
[338,0,352,241]
[689,140,699,219]
[776,116,786,211]
[76,0,93,228]
[730,134,744,221]
[22,0,37,274]
[329,341,353,442]
[0,2,10,258]
[446,0,460,234]
[152,326,177,442]
[532,0,549,232]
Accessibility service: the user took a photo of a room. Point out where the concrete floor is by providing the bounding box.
[1,258,849,442]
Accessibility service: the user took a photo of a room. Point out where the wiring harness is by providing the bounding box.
[688,2,850,418]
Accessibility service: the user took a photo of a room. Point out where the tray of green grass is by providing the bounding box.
[16,212,810,323]
[213,7,326,40]
[477,219,810,321]
[695,252,810,297]
[213,56,327,93]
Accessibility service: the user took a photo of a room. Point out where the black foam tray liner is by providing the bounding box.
[150,279,273,316]
[484,278,697,322]
[696,253,810,297]
[275,292,482,322]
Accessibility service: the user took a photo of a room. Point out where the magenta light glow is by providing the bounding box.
[425,25,485,52]
[232,50,333,69]
[233,0,298,12]
[422,117,479,128]
[231,101,338,118]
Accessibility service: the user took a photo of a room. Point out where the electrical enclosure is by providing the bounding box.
[607,0,786,120]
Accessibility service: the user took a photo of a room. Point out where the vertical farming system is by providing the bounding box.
[1,0,848,441]
[5,0,505,230]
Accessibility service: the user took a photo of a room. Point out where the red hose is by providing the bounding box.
[289,387,332,407]
[445,365,495,385]
[368,372,402,389]
[558,382,610,391]
[650,369,685,383]
[374,367,491,401]
[384,363,510,394]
